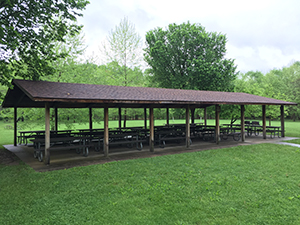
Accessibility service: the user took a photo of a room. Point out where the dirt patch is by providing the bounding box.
[0,149,20,166]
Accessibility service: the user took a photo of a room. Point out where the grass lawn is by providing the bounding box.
[1,119,300,224]
[284,139,300,145]
[1,144,300,224]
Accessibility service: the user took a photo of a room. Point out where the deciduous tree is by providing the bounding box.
[0,0,89,89]
[144,22,237,91]
[101,16,143,87]
[101,17,143,127]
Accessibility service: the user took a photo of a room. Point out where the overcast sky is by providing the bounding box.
[77,0,300,73]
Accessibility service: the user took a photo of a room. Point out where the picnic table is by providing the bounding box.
[156,127,190,148]
[221,124,241,141]
[193,125,216,141]
[18,130,44,145]
[30,136,88,162]
[77,128,105,133]
[74,129,147,152]
[244,123,281,138]
[245,124,261,136]
[108,130,146,150]
[266,126,281,138]
[18,130,72,145]
[222,123,281,139]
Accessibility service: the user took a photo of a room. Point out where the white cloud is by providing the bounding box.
[78,0,300,73]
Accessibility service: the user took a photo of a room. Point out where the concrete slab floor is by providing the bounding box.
[4,135,299,172]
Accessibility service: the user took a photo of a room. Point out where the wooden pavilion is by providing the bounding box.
[2,79,297,164]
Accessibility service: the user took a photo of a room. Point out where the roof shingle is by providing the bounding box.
[2,79,297,108]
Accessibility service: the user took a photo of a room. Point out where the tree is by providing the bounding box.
[11,29,103,130]
[101,16,143,86]
[234,71,265,119]
[287,78,300,121]
[45,28,102,85]
[101,17,143,127]
[0,0,89,90]
[144,22,237,91]
[283,62,300,120]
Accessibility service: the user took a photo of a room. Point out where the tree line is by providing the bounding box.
[0,1,299,128]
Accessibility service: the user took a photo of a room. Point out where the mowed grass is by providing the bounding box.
[285,139,300,145]
[1,144,300,224]
[1,119,300,224]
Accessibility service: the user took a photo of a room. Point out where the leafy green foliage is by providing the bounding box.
[100,17,144,127]
[144,22,237,91]
[101,17,143,86]
[235,62,300,121]
[0,0,89,89]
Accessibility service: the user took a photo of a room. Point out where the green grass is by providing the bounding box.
[284,139,300,145]
[1,119,300,224]
[1,144,300,224]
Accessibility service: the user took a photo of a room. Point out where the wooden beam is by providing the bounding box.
[118,108,122,130]
[14,107,17,146]
[204,107,207,127]
[89,107,93,130]
[45,103,50,165]
[262,105,266,139]
[191,108,195,124]
[166,108,170,127]
[241,105,245,142]
[215,105,220,144]
[149,107,154,152]
[186,105,191,148]
[54,107,58,131]
[104,107,109,157]
[280,105,285,137]
[144,108,147,129]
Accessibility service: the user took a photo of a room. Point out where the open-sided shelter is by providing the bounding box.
[2,79,297,164]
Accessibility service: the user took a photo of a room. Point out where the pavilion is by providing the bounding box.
[2,79,297,164]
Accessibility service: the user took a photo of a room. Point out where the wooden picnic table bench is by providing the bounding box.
[157,129,191,148]
[18,130,73,145]
[201,128,216,141]
[245,124,281,138]
[266,126,281,138]
[30,136,89,162]
[84,130,146,152]
[220,127,241,141]
[108,131,146,150]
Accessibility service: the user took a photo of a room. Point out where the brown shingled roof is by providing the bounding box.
[2,79,297,108]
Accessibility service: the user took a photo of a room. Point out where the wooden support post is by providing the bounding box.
[14,107,17,146]
[118,108,122,130]
[123,108,127,128]
[104,107,109,157]
[191,108,195,124]
[144,108,147,129]
[204,107,207,127]
[215,105,220,144]
[149,107,154,152]
[241,105,245,142]
[280,105,285,137]
[54,107,58,131]
[45,103,50,165]
[89,108,93,130]
[166,108,170,127]
[186,105,191,148]
[262,105,266,139]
